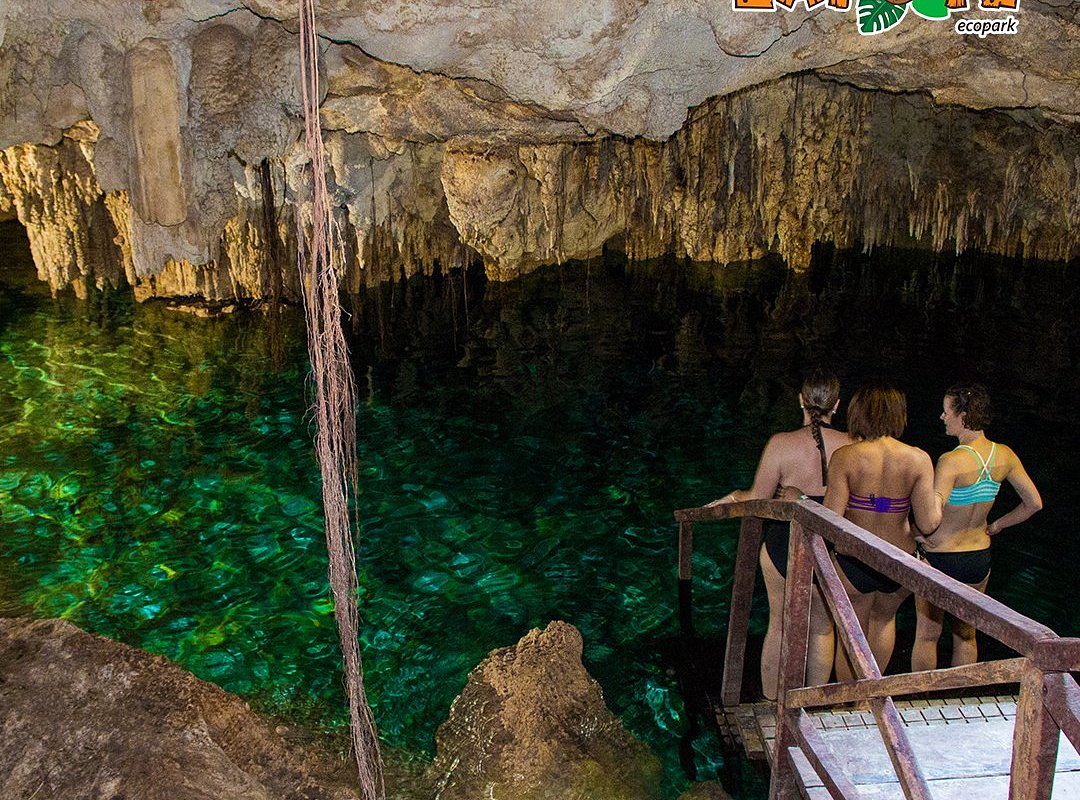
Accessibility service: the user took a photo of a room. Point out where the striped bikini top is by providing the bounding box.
[847,493,912,514]
[946,443,1001,506]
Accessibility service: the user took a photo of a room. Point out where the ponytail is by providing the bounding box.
[809,411,828,485]
[801,368,840,486]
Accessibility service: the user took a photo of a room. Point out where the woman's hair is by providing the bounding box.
[847,383,907,440]
[801,369,841,420]
[801,369,841,484]
[946,383,992,430]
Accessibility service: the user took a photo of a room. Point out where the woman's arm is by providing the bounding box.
[823,446,852,516]
[707,434,784,506]
[919,451,961,539]
[911,448,942,535]
[987,449,1043,535]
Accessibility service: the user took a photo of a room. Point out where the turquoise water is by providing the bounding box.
[2,220,1079,796]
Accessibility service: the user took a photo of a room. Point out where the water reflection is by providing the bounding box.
[1,219,1078,797]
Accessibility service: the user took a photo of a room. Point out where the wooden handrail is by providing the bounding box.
[795,503,1060,659]
[787,657,1028,709]
[720,517,764,706]
[1011,660,1060,798]
[683,497,1079,710]
[674,499,793,524]
[1043,672,1080,757]
[807,534,880,680]
[1032,636,1080,672]
[677,496,1077,799]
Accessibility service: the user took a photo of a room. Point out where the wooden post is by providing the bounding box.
[769,519,812,800]
[678,520,695,635]
[793,710,860,800]
[870,697,932,800]
[1042,671,1080,754]
[678,520,694,581]
[721,516,764,707]
[1009,660,1059,800]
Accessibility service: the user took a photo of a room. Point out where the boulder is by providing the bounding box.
[0,617,360,800]
[677,782,734,800]
[427,620,663,800]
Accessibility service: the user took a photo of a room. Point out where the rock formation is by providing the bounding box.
[0,617,360,800]
[427,620,663,800]
[0,2,1077,300]
[676,783,735,800]
[0,616,686,800]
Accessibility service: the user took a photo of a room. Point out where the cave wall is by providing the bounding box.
[0,2,1078,301]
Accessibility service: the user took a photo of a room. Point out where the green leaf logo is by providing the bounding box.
[911,0,950,18]
[857,0,909,34]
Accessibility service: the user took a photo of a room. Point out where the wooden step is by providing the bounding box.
[785,706,1080,799]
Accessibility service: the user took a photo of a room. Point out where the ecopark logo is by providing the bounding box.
[733,0,1021,37]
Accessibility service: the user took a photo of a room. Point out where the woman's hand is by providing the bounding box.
[776,485,805,502]
[705,493,735,507]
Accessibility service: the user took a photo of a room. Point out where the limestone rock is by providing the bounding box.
[127,38,189,228]
[677,783,734,800]
[0,125,133,299]
[443,77,1080,274]
[3,70,1077,299]
[427,620,663,800]
[0,617,360,800]
[234,1,1080,139]
[0,2,1078,298]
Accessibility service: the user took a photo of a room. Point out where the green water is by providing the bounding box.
[2,219,1079,796]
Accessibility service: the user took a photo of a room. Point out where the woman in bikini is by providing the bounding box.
[825,383,940,681]
[911,383,1042,670]
[709,369,852,699]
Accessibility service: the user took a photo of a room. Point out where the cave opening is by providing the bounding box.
[0,219,45,301]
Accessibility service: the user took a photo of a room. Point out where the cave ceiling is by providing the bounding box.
[0,1,1077,295]
[3,0,1077,146]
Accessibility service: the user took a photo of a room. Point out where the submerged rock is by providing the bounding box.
[676,782,735,800]
[427,620,663,800]
[0,617,359,800]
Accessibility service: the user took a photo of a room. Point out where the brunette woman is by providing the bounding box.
[709,370,852,699]
[911,383,1042,670]
[825,383,940,680]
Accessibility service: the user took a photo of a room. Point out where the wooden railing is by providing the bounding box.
[674,498,1080,800]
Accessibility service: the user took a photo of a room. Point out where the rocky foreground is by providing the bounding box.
[0,617,731,800]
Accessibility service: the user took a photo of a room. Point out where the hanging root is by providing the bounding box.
[297,2,384,798]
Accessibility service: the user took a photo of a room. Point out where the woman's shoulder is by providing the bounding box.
[894,439,932,464]
[830,438,870,464]
[990,440,1023,468]
[768,426,817,446]
[822,427,855,445]
[758,428,806,460]
[935,446,966,469]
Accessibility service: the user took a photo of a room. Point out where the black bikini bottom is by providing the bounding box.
[835,552,902,594]
[920,547,992,585]
[762,496,825,579]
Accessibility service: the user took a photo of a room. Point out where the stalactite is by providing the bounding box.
[260,158,286,372]
[4,74,1078,300]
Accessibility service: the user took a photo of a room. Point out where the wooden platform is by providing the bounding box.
[718,695,1080,798]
